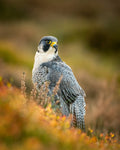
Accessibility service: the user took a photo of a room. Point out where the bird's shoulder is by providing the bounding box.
[41,56,72,73]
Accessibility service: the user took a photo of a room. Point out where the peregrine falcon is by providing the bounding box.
[32,36,86,130]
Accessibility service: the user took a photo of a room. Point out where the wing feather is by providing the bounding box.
[42,61,85,104]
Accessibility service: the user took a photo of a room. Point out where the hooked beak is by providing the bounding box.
[51,42,58,53]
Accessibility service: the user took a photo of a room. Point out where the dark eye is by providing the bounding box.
[46,40,51,44]
[46,40,49,44]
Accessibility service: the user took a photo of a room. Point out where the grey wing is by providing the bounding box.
[57,63,86,129]
[45,61,85,104]
[58,64,85,105]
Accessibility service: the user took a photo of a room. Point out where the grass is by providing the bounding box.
[0,78,119,150]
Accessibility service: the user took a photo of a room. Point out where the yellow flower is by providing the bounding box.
[7,82,11,88]
[88,128,93,133]
[110,133,114,138]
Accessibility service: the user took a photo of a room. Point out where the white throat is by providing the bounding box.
[32,47,58,73]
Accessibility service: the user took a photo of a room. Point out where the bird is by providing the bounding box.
[32,36,86,130]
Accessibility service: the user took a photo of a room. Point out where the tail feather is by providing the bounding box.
[60,98,70,116]
[70,95,86,131]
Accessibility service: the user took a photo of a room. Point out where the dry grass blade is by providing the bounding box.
[21,72,26,98]
[53,75,63,96]
[30,82,37,101]
[36,81,50,107]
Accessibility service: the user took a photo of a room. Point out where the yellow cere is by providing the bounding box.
[51,42,57,47]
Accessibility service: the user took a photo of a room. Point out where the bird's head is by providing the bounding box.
[33,36,58,67]
[33,36,58,70]
[37,35,58,55]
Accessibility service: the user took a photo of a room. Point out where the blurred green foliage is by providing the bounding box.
[0,45,33,69]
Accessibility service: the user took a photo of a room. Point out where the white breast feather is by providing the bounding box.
[32,47,58,73]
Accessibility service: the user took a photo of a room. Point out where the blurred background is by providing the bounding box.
[0,0,120,134]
